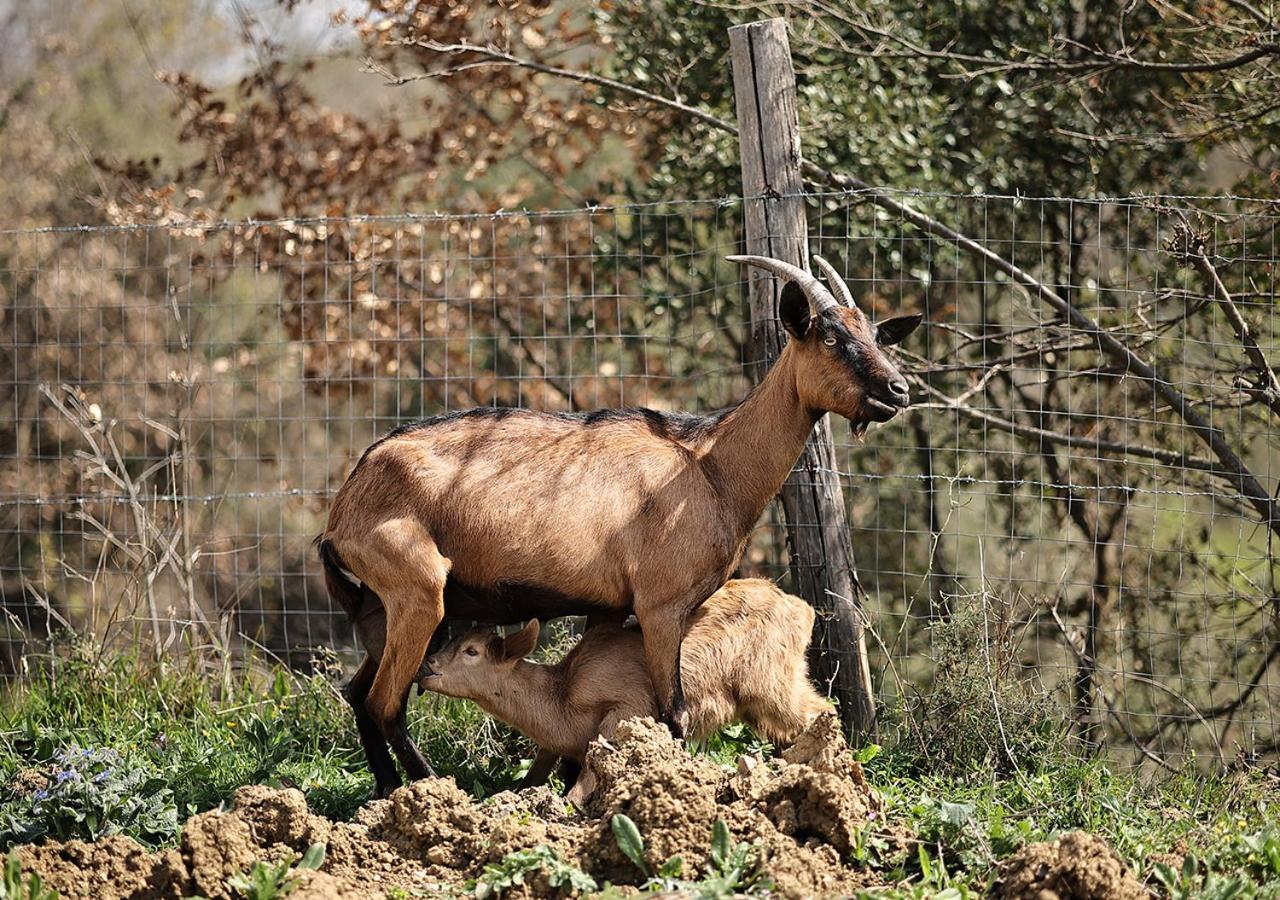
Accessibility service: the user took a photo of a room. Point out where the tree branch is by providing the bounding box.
[399,37,1280,540]
[910,382,1223,474]
[1168,219,1280,418]
[372,41,739,136]
[806,160,1280,540]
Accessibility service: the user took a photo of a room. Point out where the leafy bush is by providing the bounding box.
[0,747,176,848]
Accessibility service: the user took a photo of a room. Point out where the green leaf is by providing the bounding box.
[1181,853,1199,883]
[657,855,683,879]
[710,819,730,868]
[1152,862,1179,891]
[853,743,881,765]
[918,844,934,882]
[298,843,326,871]
[939,800,975,828]
[610,814,649,877]
[270,670,289,703]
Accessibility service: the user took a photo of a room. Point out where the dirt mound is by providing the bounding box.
[582,716,725,878]
[182,786,338,900]
[996,831,1148,900]
[581,714,880,897]
[17,836,187,900]
[14,713,884,899]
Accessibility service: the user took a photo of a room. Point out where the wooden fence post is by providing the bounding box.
[728,17,878,740]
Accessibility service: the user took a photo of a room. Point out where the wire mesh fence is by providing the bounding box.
[1,189,1277,770]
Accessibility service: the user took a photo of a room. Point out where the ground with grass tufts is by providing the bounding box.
[0,643,1277,898]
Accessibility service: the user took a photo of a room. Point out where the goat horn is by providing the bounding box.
[811,255,858,311]
[726,254,838,314]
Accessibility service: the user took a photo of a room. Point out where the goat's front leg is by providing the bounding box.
[519,748,560,789]
[634,590,709,739]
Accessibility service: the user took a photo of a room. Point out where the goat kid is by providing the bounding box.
[421,579,832,805]
[319,254,919,795]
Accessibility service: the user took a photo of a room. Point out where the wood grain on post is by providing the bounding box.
[728,17,877,740]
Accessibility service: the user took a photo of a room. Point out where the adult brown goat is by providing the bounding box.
[318,254,920,796]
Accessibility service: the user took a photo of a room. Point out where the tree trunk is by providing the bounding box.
[728,17,877,741]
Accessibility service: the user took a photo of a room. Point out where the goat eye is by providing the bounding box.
[823,336,837,347]
[464,647,478,657]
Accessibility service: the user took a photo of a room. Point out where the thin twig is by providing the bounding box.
[1169,218,1280,417]
[1047,603,1177,772]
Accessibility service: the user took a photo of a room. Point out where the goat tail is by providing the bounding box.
[315,536,368,621]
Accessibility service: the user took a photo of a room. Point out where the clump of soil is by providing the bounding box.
[582,716,725,879]
[5,768,50,796]
[18,836,186,900]
[996,831,1148,900]
[14,713,885,899]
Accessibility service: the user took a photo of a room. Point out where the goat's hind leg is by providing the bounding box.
[355,522,450,782]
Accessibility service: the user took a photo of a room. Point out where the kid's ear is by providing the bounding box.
[502,620,540,660]
[779,282,811,339]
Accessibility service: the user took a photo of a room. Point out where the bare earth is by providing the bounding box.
[995,830,1149,900]
[14,715,1148,899]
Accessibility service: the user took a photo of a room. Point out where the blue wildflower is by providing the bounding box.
[92,769,111,784]
[56,769,79,784]
[32,789,49,801]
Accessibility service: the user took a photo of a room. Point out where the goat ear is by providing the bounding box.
[779,282,811,339]
[875,314,922,346]
[502,620,540,660]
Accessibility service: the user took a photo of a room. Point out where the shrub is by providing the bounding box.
[0,747,176,848]
[901,594,1065,774]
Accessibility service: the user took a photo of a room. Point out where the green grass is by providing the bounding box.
[0,637,536,845]
[0,639,1277,897]
[850,742,1280,895]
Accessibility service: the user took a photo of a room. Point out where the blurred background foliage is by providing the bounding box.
[1,0,1278,768]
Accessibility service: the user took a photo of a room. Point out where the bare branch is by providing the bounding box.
[376,40,738,136]
[1168,219,1280,418]
[1047,603,1176,772]
[1223,0,1276,30]
[807,159,1280,539]
[910,381,1222,473]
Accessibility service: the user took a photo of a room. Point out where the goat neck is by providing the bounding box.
[695,344,818,533]
[470,660,580,757]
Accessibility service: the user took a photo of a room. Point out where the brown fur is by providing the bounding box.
[320,261,917,793]
[422,579,832,804]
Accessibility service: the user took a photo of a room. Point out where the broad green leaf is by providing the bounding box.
[299,843,326,871]
[610,814,649,876]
